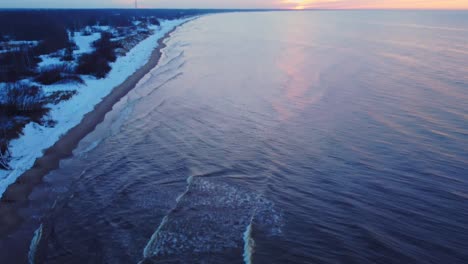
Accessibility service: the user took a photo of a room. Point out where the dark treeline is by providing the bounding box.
[0,8,272,168]
[0,48,40,82]
[0,9,250,83]
[76,32,119,78]
[0,9,245,41]
[0,9,220,53]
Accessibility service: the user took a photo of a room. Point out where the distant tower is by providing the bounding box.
[135,0,138,9]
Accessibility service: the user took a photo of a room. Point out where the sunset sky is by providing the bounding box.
[2,0,468,10]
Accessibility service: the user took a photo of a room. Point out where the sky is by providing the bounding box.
[1,0,468,10]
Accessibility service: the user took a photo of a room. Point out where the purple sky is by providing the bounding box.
[2,0,468,9]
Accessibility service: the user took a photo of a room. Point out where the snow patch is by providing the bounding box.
[37,54,62,69]
[0,18,192,198]
[72,32,101,55]
[0,40,39,54]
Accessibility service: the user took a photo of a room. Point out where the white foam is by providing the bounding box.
[77,139,103,156]
[0,18,193,199]
[140,176,283,262]
[28,224,43,264]
[143,215,169,259]
[243,222,255,264]
[142,174,195,261]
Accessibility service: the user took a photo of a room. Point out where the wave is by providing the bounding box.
[243,221,255,264]
[28,224,43,264]
[142,175,193,259]
[367,22,468,33]
[75,42,186,158]
[140,176,282,262]
[0,18,192,199]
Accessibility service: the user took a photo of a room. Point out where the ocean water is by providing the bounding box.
[3,11,468,263]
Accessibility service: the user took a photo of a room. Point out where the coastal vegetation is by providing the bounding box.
[76,32,119,78]
[0,9,226,170]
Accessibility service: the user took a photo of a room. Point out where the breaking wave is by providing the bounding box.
[243,221,255,264]
[28,224,43,264]
[140,176,282,263]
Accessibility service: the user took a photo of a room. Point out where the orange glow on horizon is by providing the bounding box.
[279,0,468,10]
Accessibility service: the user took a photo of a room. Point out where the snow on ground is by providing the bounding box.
[37,31,101,69]
[0,40,39,54]
[72,32,101,55]
[0,18,192,198]
[37,54,62,69]
[94,25,111,32]
[3,41,39,45]
[0,82,5,100]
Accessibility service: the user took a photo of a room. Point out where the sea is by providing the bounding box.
[1,10,467,263]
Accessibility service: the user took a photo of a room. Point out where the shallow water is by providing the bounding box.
[2,11,468,263]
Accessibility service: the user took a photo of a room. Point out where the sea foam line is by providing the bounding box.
[141,175,194,260]
[243,221,255,264]
[28,224,43,264]
[0,18,192,199]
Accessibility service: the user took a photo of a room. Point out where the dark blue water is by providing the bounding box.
[3,11,468,263]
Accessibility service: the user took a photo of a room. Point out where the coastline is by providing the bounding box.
[0,19,192,237]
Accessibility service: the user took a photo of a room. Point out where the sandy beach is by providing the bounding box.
[0,24,185,237]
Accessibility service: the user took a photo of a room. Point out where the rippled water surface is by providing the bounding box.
[4,11,468,263]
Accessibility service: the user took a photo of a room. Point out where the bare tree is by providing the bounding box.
[0,125,11,170]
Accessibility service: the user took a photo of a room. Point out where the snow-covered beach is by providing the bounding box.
[0,18,192,199]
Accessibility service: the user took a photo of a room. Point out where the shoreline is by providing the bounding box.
[0,20,189,237]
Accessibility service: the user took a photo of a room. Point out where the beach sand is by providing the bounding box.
[0,25,182,237]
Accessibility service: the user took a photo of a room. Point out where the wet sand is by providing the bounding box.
[0,25,184,237]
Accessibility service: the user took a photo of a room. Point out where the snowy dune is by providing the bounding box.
[0,18,192,198]
[37,31,101,69]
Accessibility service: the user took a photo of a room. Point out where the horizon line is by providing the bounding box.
[0,7,467,11]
